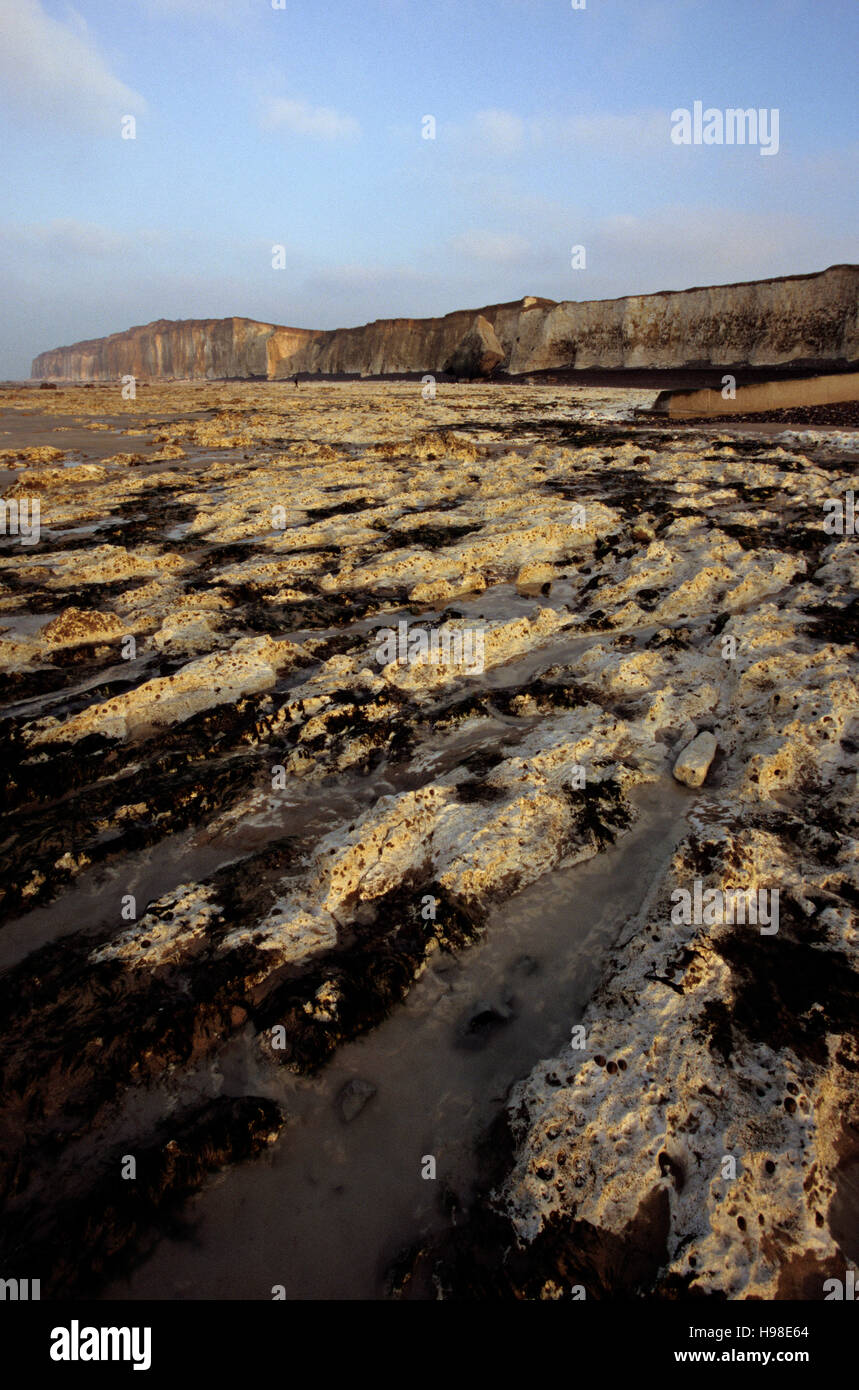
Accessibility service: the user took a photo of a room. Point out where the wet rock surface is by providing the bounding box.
[338,1078,378,1122]
[0,378,857,1299]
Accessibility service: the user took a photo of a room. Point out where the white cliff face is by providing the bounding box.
[515,264,859,371]
[31,264,859,380]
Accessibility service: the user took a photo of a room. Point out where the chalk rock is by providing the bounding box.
[516,561,555,593]
[672,731,718,788]
[443,315,505,378]
[32,634,300,744]
[40,607,124,648]
[31,266,859,380]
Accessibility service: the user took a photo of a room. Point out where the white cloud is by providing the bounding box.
[449,229,531,263]
[558,205,853,299]
[304,262,432,298]
[32,219,128,256]
[556,110,669,154]
[297,263,440,326]
[0,0,146,131]
[142,0,243,12]
[0,219,164,259]
[472,109,526,155]
[139,0,257,20]
[446,107,669,159]
[263,96,360,141]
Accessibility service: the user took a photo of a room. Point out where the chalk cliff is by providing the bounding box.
[31,265,859,381]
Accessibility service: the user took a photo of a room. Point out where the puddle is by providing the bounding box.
[0,772,383,974]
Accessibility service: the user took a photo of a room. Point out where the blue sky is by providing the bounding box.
[0,0,856,376]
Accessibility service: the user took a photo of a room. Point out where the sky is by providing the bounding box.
[0,0,857,377]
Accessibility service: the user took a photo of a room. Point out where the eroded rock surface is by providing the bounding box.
[443,315,506,378]
[0,377,856,1299]
[672,730,717,786]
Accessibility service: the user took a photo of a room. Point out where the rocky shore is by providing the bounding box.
[0,379,856,1298]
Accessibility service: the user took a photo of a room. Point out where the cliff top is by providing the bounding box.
[33,265,857,363]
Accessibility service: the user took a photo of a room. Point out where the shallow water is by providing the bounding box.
[105,777,690,1300]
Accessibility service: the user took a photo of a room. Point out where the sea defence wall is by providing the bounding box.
[31,264,859,381]
[654,369,859,419]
